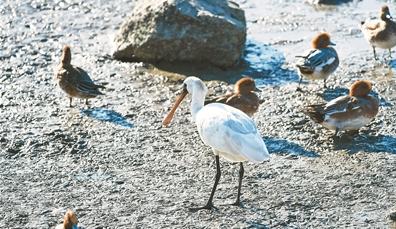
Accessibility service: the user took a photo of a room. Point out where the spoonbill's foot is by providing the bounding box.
[189,203,217,212]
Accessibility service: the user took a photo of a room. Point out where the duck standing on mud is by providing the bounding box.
[55,45,105,107]
[204,77,262,117]
[303,80,379,136]
[361,5,396,60]
[55,209,79,229]
[295,32,339,90]
[163,76,269,211]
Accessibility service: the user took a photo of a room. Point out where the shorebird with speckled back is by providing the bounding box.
[163,77,269,211]
[361,5,396,60]
[295,32,339,90]
[303,80,379,136]
[55,209,79,229]
[55,45,105,107]
[204,77,262,117]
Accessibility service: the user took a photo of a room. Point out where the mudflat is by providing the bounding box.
[0,0,395,228]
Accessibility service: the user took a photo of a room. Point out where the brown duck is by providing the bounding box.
[361,5,396,60]
[55,45,105,107]
[303,80,379,136]
[295,32,339,89]
[204,77,262,117]
[55,209,78,229]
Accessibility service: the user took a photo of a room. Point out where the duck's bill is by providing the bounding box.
[329,41,336,46]
[254,87,261,92]
[162,88,188,127]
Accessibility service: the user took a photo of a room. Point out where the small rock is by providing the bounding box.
[390,211,396,221]
[115,180,125,185]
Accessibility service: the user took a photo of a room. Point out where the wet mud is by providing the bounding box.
[0,0,395,228]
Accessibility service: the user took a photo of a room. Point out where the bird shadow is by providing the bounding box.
[263,137,319,157]
[149,39,299,86]
[333,133,396,154]
[388,59,396,70]
[80,108,133,128]
[320,86,392,107]
[320,86,348,101]
[244,221,270,229]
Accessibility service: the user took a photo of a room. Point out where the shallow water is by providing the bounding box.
[239,0,396,85]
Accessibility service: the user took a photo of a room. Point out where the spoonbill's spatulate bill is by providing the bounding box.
[163,76,270,211]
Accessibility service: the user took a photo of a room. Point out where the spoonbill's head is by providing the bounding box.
[183,76,208,95]
[235,77,261,94]
[162,76,207,127]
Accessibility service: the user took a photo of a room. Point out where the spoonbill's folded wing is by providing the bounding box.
[196,103,269,163]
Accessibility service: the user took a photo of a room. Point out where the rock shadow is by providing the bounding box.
[333,133,396,154]
[308,0,360,9]
[149,39,299,86]
[264,137,319,157]
[243,39,299,86]
[80,108,133,128]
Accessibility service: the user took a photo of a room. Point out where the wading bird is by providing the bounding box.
[55,45,105,107]
[361,5,396,60]
[204,77,262,117]
[296,32,339,90]
[163,76,270,211]
[303,80,379,136]
[55,209,78,229]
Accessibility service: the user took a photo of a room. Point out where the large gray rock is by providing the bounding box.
[112,0,246,68]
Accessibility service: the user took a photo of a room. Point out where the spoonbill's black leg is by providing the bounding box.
[232,162,244,206]
[190,155,221,212]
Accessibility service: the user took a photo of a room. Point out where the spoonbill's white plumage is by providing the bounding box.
[163,76,269,211]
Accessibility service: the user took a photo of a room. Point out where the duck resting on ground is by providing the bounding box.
[204,77,262,117]
[303,80,379,136]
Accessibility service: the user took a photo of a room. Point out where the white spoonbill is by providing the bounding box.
[163,76,270,211]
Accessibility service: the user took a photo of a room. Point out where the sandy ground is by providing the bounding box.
[0,0,395,228]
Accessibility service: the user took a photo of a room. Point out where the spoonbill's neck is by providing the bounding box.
[190,89,206,121]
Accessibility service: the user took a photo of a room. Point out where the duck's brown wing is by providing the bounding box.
[73,67,105,95]
[204,93,233,105]
[303,95,379,125]
[75,67,105,89]
[225,93,260,115]
[303,96,354,123]
[326,96,379,120]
